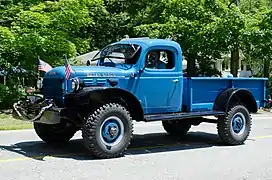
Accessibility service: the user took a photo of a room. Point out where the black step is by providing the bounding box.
[144,110,225,122]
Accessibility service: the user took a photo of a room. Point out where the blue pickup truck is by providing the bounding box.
[13,38,267,159]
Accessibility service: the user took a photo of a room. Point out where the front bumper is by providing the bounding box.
[12,96,61,122]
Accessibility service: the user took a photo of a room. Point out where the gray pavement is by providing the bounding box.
[0,112,272,180]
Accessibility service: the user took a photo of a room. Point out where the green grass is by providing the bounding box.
[0,113,33,130]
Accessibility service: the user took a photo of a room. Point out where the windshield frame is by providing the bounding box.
[91,43,142,68]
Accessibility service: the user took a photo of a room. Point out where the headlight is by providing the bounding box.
[71,81,76,90]
[71,77,80,92]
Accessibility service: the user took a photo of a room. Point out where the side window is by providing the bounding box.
[145,50,175,70]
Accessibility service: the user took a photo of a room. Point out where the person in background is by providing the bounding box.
[246,65,253,77]
[227,72,233,78]
[239,64,246,77]
[239,64,252,77]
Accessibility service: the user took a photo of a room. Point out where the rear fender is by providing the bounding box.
[214,88,258,113]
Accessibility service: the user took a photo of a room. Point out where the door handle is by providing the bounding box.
[172,79,179,83]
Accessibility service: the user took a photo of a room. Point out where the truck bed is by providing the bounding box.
[182,77,267,112]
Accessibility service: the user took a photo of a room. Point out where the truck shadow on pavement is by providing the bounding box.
[0,131,225,161]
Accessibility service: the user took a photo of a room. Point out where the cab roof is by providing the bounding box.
[114,38,182,52]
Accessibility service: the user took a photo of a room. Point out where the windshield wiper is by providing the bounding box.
[91,55,126,62]
[90,51,101,62]
[90,44,111,62]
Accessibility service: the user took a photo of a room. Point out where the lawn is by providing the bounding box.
[0,113,33,130]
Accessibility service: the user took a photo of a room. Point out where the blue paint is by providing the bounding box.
[41,38,268,118]
[183,77,267,112]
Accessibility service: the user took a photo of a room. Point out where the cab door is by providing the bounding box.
[138,47,182,114]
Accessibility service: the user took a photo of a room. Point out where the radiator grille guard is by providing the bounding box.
[42,78,63,99]
[12,78,64,122]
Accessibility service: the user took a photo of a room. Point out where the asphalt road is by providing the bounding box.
[0,112,272,180]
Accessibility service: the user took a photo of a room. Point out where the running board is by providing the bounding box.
[144,111,226,122]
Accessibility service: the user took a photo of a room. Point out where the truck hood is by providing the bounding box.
[44,65,134,79]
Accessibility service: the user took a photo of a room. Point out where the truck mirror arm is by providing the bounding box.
[138,62,148,74]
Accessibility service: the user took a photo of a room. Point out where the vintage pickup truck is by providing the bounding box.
[13,38,267,159]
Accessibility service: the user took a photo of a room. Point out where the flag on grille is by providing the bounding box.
[38,58,52,72]
[64,56,72,80]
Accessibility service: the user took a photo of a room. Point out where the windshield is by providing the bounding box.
[91,43,141,67]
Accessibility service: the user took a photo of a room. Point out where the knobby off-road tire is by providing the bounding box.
[34,120,77,145]
[162,120,191,136]
[217,105,252,145]
[82,103,133,159]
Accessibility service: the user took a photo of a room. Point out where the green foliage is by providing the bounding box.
[0,84,26,109]
[0,0,110,71]
[133,0,236,76]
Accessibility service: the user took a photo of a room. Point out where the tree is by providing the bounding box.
[133,0,234,76]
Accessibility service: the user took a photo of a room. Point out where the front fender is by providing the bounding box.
[64,86,108,106]
[64,86,145,121]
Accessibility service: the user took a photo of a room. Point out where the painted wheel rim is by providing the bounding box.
[100,116,124,147]
[231,112,246,136]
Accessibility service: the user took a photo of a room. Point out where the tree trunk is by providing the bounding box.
[264,59,270,87]
[263,59,270,78]
[187,53,197,77]
[230,45,239,77]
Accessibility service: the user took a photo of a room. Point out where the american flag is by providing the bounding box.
[64,56,72,80]
[38,59,52,72]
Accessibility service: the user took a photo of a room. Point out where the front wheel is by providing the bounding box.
[82,103,133,159]
[217,105,252,145]
[34,120,77,145]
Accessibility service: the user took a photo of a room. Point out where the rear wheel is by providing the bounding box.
[34,120,77,145]
[217,105,252,145]
[162,120,191,136]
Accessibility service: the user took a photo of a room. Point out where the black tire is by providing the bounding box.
[217,105,252,145]
[162,120,191,136]
[82,103,133,159]
[34,120,77,145]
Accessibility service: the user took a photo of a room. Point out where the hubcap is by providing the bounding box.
[231,112,246,135]
[100,116,124,147]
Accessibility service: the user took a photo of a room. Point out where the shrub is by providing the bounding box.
[0,84,26,109]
